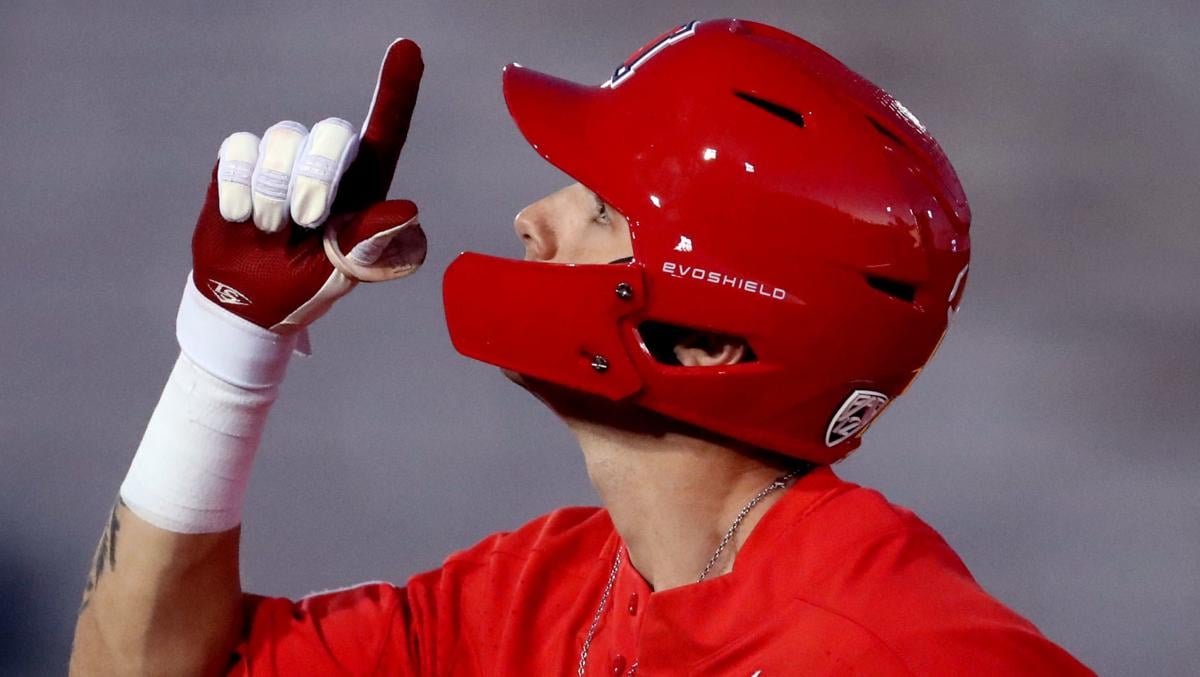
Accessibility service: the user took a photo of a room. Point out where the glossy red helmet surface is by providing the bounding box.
[443,18,971,463]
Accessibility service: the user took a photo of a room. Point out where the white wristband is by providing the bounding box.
[177,273,309,389]
[120,276,305,533]
[120,353,276,533]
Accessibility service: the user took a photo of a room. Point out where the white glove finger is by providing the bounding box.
[216,132,260,222]
[289,117,359,229]
[251,121,307,233]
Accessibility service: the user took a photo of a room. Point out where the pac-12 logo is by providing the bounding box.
[603,20,699,89]
[825,390,890,447]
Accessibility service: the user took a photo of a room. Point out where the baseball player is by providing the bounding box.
[70,19,1093,676]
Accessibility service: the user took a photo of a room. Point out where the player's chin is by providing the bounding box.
[501,371,611,423]
[501,369,571,413]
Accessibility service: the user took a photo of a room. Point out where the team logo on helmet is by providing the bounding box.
[603,20,698,89]
[825,390,890,447]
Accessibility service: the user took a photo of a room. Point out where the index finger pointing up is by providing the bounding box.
[334,38,424,212]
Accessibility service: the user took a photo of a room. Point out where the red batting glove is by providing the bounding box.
[176,39,427,388]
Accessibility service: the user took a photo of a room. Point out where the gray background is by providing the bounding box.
[1,1,1196,674]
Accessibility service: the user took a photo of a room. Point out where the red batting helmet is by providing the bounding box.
[442,18,971,464]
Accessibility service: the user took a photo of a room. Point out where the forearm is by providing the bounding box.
[70,347,283,675]
[70,502,242,676]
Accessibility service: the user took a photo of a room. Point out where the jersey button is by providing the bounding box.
[627,592,639,615]
[610,654,627,675]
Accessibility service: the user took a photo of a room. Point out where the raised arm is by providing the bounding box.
[69,39,425,676]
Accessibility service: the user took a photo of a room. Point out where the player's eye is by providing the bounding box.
[592,192,611,225]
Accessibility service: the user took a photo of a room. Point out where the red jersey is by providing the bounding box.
[231,467,1092,675]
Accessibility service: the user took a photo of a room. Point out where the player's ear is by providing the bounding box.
[673,332,747,367]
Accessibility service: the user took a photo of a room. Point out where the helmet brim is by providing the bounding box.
[502,64,619,210]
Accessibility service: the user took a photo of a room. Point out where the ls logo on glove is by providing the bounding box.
[207,280,252,306]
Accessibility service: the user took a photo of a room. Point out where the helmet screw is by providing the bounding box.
[590,355,610,373]
[615,282,634,300]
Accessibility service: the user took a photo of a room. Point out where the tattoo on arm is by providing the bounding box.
[80,497,124,612]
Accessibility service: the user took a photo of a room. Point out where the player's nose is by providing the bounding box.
[513,201,557,262]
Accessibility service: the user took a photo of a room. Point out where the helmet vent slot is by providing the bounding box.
[866,117,908,150]
[733,91,805,128]
[864,275,916,303]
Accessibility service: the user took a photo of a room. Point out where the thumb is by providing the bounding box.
[324,199,427,282]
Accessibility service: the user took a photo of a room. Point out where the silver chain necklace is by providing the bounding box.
[577,467,805,676]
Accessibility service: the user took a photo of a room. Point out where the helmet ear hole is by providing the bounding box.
[638,321,757,366]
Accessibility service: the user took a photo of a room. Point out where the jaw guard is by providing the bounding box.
[443,254,646,401]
